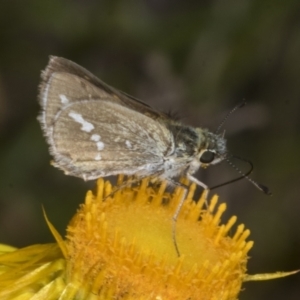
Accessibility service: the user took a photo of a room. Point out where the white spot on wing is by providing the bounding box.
[96,141,105,151]
[68,111,95,132]
[125,140,132,149]
[95,153,102,160]
[59,94,69,104]
[91,134,101,142]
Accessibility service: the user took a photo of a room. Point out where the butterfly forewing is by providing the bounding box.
[40,72,111,128]
[39,56,166,130]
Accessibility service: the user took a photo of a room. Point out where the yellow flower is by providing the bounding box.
[0,176,297,299]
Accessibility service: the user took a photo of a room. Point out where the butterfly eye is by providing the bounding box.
[200,150,215,164]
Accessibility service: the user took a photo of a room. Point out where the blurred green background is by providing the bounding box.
[0,0,299,299]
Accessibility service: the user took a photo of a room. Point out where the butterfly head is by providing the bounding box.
[196,129,227,168]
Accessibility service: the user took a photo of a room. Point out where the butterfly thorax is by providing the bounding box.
[164,122,227,177]
[166,122,200,158]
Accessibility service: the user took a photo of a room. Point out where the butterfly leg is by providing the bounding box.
[171,174,210,257]
[186,173,210,205]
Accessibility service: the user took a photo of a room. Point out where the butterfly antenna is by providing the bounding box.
[210,156,253,189]
[225,156,272,195]
[215,100,247,134]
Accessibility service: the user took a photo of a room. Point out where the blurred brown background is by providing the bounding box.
[0,0,299,299]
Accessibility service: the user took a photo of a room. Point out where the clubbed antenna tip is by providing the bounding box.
[257,183,272,196]
[238,99,247,108]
